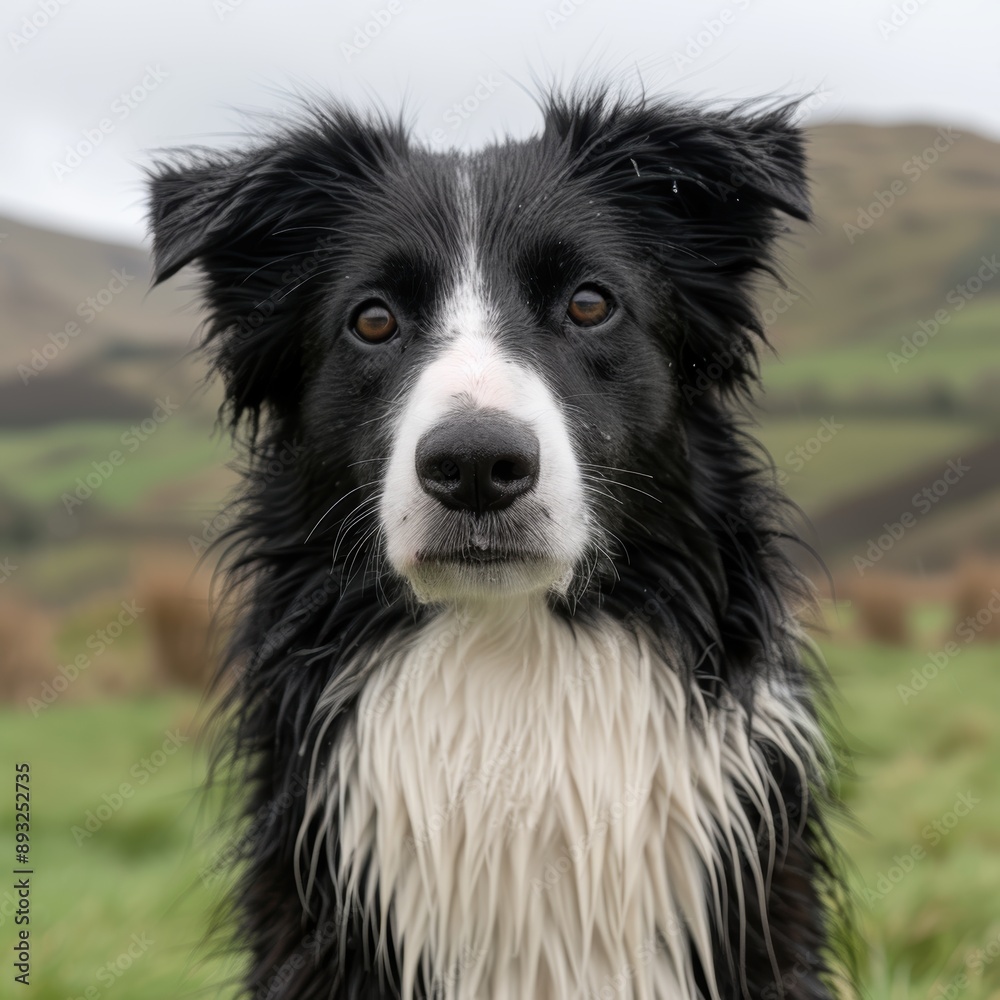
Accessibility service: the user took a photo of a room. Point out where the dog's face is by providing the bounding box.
[148,94,807,605]
[302,150,677,602]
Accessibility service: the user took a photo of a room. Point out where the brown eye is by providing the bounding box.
[353,302,398,343]
[567,285,612,327]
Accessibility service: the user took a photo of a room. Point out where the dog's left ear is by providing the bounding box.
[546,94,810,392]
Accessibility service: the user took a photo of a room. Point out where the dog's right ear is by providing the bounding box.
[146,108,407,428]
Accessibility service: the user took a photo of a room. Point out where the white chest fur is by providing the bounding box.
[300,601,819,1000]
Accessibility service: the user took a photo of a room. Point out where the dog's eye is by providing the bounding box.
[353,302,398,343]
[567,286,612,327]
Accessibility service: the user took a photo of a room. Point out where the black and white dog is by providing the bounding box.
[149,88,843,999]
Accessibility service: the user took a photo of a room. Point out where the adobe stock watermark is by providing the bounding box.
[0,888,24,928]
[67,933,155,1000]
[427,945,489,999]
[200,772,311,887]
[705,417,843,534]
[675,287,816,405]
[71,730,189,845]
[677,338,759,406]
[61,397,180,514]
[585,926,683,1000]
[214,0,249,19]
[251,920,337,999]
[887,255,999,372]
[189,440,305,555]
[861,789,980,906]
[27,600,145,716]
[897,588,1000,704]
[406,738,523,855]
[934,931,1000,1000]
[854,458,970,575]
[532,783,648,893]
[226,234,336,345]
[776,417,843,483]
[545,0,590,29]
[843,126,959,243]
[8,0,73,53]
[364,610,473,719]
[341,2,402,62]
[242,576,341,682]
[52,66,168,180]
[17,269,135,383]
[0,557,17,583]
[621,582,682,633]
[256,921,481,1000]
[429,75,502,146]
[878,0,934,39]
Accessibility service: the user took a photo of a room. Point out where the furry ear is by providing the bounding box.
[148,150,265,285]
[146,106,408,429]
[545,92,810,396]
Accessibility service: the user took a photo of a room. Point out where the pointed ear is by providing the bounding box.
[544,93,810,395]
[145,107,408,428]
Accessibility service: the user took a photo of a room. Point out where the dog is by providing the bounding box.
[148,87,844,999]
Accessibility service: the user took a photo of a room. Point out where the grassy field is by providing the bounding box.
[0,418,230,513]
[760,299,1000,404]
[0,696,235,999]
[2,631,999,999]
[828,635,1000,1000]
[755,416,989,513]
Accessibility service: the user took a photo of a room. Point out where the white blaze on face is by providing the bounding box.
[379,173,589,599]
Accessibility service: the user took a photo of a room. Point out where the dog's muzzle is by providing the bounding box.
[378,329,591,601]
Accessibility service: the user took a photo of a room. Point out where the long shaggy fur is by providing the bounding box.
[148,86,848,999]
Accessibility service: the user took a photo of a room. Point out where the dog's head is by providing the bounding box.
[148,92,807,607]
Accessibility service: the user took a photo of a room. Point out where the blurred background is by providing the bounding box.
[1,1,998,997]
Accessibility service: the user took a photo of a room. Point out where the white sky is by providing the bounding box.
[1,0,997,246]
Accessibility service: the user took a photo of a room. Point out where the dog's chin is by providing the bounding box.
[402,551,572,604]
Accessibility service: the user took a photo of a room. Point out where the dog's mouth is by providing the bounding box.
[414,548,548,566]
[403,541,569,602]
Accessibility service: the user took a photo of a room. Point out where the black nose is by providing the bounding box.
[416,411,540,514]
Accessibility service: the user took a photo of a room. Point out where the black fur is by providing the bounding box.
[148,87,847,999]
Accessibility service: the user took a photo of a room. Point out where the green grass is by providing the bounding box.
[830,636,1000,1000]
[754,417,988,512]
[0,696,236,999]
[0,418,230,514]
[761,298,1000,403]
[2,633,1000,998]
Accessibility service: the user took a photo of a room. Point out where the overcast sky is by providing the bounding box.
[1,0,997,246]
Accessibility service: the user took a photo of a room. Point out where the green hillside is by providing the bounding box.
[770,122,1000,356]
